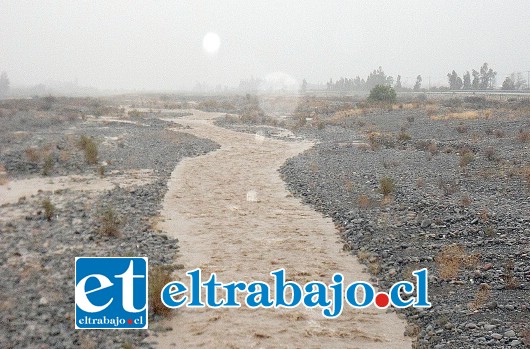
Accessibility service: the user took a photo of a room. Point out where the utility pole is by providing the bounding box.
[428,76,431,91]
[527,71,530,90]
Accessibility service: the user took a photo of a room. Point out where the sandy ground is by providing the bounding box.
[0,169,155,222]
[152,110,411,349]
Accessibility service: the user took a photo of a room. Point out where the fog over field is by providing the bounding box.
[1,1,530,91]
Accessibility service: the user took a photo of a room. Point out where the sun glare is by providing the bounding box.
[202,32,221,54]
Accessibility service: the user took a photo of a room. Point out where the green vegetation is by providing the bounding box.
[368,85,396,103]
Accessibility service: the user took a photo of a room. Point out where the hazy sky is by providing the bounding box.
[1,1,529,91]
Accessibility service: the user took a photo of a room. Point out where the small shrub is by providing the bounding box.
[517,129,530,143]
[494,129,505,138]
[380,177,395,197]
[78,135,98,165]
[99,206,121,237]
[25,147,41,162]
[461,194,472,207]
[455,124,468,134]
[406,115,415,123]
[42,154,54,176]
[358,194,370,209]
[427,142,439,155]
[479,208,489,222]
[503,260,518,289]
[468,283,491,311]
[459,152,474,167]
[398,131,412,142]
[483,147,497,162]
[439,178,459,196]
[42,199,54,221]
[98,165,105,177]
[343,179,354,192]
[435,244,479,280]
[149,265,173,317]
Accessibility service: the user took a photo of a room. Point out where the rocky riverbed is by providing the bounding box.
[0,104,219,348]
[278,107,530,348]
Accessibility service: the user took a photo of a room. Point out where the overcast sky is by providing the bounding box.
[1,1,529,91]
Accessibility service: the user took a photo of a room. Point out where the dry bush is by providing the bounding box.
[439,178,459,196]
[78,135,98,165]
[380,177,395,197]
[98,206,121,237]
[459,152,474,167]
[42,154,54,176]
[455,124,469,134]
[431,111,479,120]
[517,129,530,143]
[0,164,7,186]
[416,178,425,188]
[460,194,472,207]
[503,260,518,289]
[367,131,396,150]
[435,244,480,280]
[468,283,491,311]
[343,179,354,192]
[425,104,438,116]
[42,198,55,221]
[358,194,371,209]
[483,146,498,162]
[25,147,41,162]
[398,130,412,141]
[393,103,417,111]
[479,208,489,222]
[494,129,506,138]
[149,265,173,318]
[427,142,439,155]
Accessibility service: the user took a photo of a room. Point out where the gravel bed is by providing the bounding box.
[279,109,530,348]
[0,115,219,348]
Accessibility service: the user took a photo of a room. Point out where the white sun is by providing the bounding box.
[202,32,221,54]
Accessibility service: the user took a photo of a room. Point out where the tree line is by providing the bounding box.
[317,63,528,92]
[325,67,423,92]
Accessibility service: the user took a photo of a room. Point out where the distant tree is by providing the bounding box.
[463,71,471,90]
[327,78,333,90]
[300,79,308,93]
[0,72,9,98]
[413,75,422,91]
[502,76,515,90]
[395,75,402,90]
[471,70,480,89]
[365,67,393,90]
[509,72,526,90]
[353,76,365,90]
[368,84,396,103]
[447,70,463,90]
[479,63,496,89]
